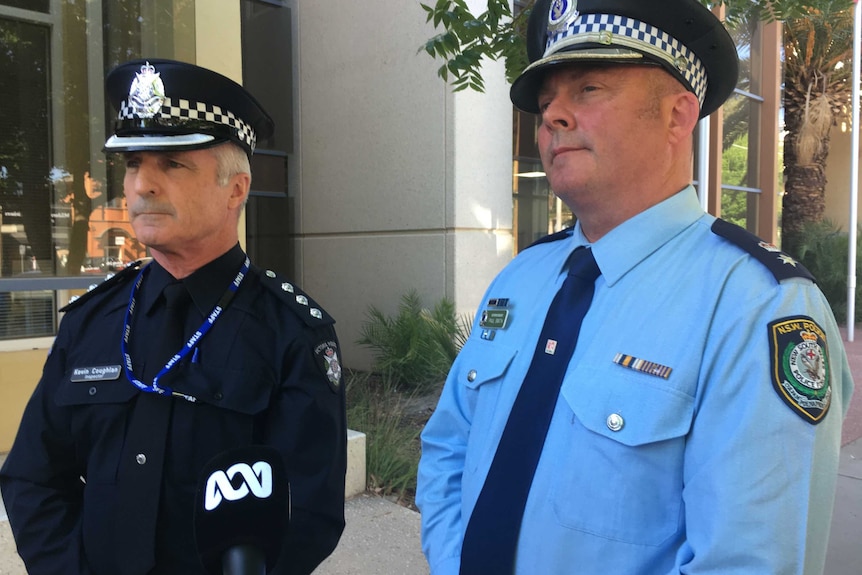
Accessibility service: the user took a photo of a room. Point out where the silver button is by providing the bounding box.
[266,270,276,278]
[88,387,97,396]
[135,453,147,465]
[467,370,477,382]
[606,413,624,432]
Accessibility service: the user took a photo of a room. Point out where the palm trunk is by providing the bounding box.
[781,86,830,259]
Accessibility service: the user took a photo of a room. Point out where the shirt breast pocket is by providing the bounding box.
[161,363,276,483]
[55,375,139,484]
[55,377,139,406]
[552,366,695,546]
[460,343,519,475]
[177,363,273,415]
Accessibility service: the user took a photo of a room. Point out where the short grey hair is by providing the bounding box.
[212,142,251,187]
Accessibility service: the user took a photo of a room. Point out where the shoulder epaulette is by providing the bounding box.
[59,259,148,312]
[525,226,575,250]
[711,218,815,283]
[255,267,335,328]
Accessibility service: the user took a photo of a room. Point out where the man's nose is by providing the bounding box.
[542,97,575,131]
[126,165,158,195]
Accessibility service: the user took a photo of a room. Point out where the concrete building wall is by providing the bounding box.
[824,127,859,232]
[0,351,44,453]
[289,0,513,369]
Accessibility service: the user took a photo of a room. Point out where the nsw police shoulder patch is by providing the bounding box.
[768,316,831,424]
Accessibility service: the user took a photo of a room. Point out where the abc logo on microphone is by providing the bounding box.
[204,459,274,511]
[194,446,289,574]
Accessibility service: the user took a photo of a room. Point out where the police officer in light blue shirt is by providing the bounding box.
[416,0,855,573]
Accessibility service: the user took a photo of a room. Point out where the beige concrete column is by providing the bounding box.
[292,0,514,369]
[195,0,248,243]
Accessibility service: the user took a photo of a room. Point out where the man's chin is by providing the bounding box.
[546,176,589,195]
[130,227,167,250]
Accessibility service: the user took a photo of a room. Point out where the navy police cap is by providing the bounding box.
[104,59,274,157]
[511,0,739,118]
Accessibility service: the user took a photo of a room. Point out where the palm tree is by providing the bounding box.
[781,3,854,256]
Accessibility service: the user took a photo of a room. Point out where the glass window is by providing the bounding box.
[514,157,573,251]
[0,1,194,340]
[721,13,765,234]
[0,291,54,339]
[245,176,293,276]
[241,0,294,277]
[0,0,48,12]
[241,0,293,153]
[0,17,51,278]
[512,109,574,254]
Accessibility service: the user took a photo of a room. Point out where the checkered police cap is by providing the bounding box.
[104,59,274,158]
[511,0,739,119]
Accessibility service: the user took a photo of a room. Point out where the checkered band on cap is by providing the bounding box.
[117,97,258,152]
[547,13,708,106]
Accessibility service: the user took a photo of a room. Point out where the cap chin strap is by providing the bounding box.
[104,133,216,151]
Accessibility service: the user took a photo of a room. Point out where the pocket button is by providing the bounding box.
[606,413,624,432]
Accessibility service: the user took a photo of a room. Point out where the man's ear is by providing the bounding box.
[667,90,701,144]
[227,172,251,209]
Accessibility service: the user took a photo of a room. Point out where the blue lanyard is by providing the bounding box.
[121,257,250,402]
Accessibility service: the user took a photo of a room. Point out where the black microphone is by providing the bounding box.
[194,445,290,575]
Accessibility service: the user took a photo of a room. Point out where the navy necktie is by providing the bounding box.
[115,281,189,574]
[460,247,601,575]
[146,281,191,380]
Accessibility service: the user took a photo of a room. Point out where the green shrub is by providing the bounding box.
[345,370,422,507]
[357,290,471,391]
[350,291,470,504]
[794,220,862,324]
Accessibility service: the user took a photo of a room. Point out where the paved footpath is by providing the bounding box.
[0,491,429,575]
[823,328,862,575]
[1,330,861,574]
[314,494,428,575]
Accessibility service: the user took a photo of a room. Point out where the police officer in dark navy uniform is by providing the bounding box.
[0,59,346,575]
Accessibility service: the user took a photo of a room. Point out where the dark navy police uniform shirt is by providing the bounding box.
[0,244,346,575]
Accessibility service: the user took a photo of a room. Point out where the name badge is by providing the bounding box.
[479,309,509,330]
[71,365,122,382]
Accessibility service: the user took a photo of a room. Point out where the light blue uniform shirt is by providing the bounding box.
[417,187,854,575]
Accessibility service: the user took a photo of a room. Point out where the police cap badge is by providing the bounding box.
[511,0,739,119]
[104,59,274,158]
